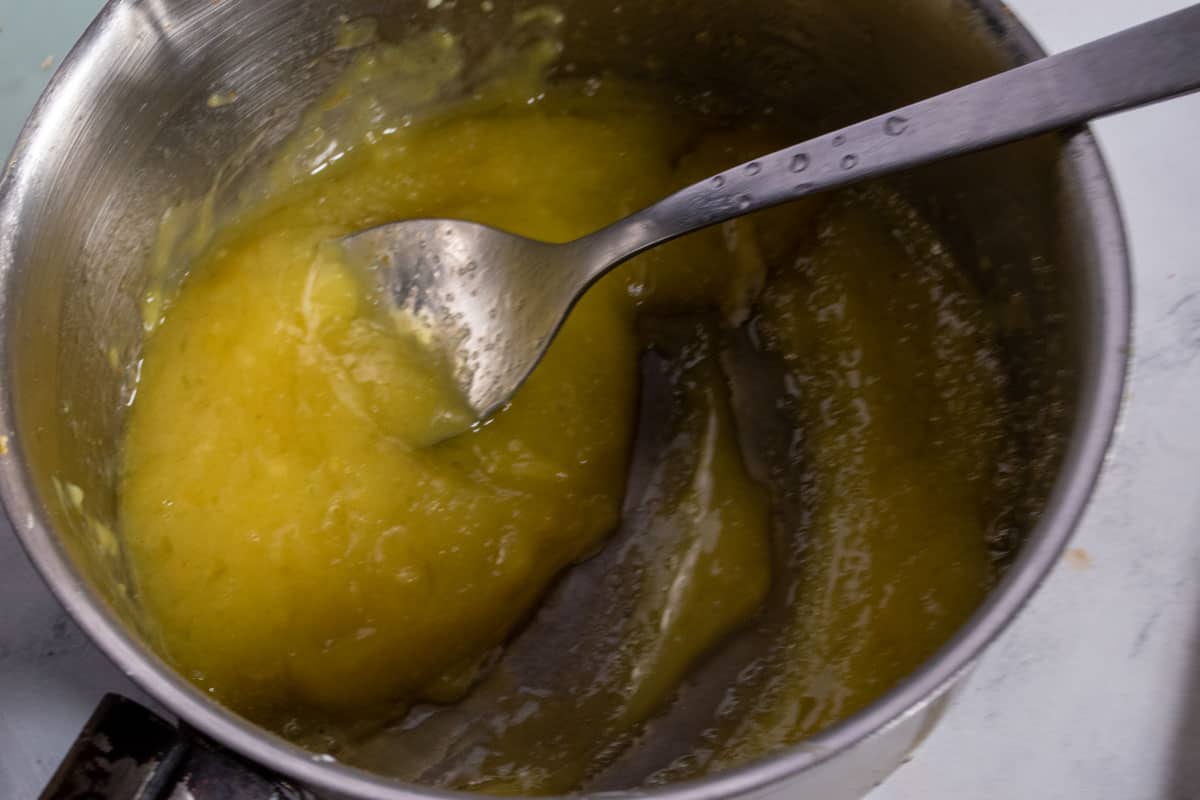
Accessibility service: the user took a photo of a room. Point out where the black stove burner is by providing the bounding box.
[41,694,313,799]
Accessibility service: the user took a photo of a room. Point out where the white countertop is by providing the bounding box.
[1,1,1197,798]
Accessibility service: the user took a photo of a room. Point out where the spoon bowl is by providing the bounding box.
[342,220,588,419]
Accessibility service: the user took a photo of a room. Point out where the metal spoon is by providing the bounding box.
[341,4,1200,421]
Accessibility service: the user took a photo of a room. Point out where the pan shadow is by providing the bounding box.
[1169,596,1200,800]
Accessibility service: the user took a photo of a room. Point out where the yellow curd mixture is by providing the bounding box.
[119,20,1007,792]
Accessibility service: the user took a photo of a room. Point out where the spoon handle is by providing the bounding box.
[579,3,1200,269]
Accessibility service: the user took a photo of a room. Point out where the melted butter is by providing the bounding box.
[346,322,772,793]
[119,16,1004,794]
[648,192,1000,784]
[121,25,770,731]
[333,17,380,52]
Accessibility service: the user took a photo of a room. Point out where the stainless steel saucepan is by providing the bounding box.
[0,0,1128,798]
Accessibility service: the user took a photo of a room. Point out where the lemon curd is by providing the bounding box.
[119,22,1007,792]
